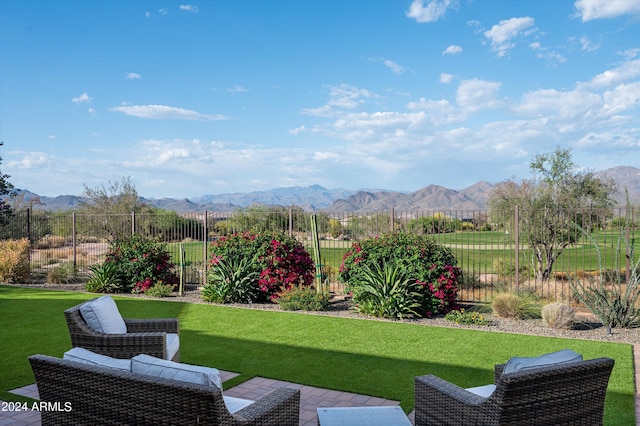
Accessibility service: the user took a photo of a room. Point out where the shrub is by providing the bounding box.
[0,238,30,283]
[46,262,77,284]
[104,235,178,293]
[145,282,175,298]
[351,261,422,320]
[277,286,331,311]
[492,292,540,319]
[541,302,575,329]
[85,262,124,293]
[339,232,460,317]
[445,308,490,325]
[208,231,315,302]
[202,257,260,303]
[493,258,528,284]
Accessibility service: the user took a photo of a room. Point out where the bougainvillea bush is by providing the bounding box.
[208,231,315,302]
[339,232,460,317]
[104,235,179,293]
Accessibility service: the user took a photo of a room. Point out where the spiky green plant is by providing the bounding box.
[203,257,260,303]
[570,204,639,329]
[352,261,422,320]
[85,262,124,293]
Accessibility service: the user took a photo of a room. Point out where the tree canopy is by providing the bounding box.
[0,142,15,226]
[489,147,616,282]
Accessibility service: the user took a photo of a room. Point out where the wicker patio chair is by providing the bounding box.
[64,296,180,361]
[30,354,300,426]
[414,357,614,426]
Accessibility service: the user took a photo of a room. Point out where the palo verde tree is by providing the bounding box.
[78,176,152,241]
[0,141,15,228]
[489,147,616,283]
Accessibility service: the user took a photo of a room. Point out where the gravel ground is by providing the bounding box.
[6,283,639,344]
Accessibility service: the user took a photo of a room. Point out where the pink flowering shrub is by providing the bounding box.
[208,231,314,302]
[104,235,178,293]
[339,232,460,317]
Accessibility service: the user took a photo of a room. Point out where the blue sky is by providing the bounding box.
[1,0,639,199]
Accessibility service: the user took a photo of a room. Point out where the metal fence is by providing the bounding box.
[2,206,637,303]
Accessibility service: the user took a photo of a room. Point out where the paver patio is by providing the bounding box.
[2,343,638,425]
[1,371,414,426]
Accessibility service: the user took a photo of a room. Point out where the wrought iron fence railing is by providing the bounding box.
[2,206,637,303]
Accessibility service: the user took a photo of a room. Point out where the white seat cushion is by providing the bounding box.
[223,396,255,413]
[79,295,127,334]
[503,349,582,375]
[131,354,222,389]
[465,384,496,398]
[166,333,180,360]
[63,347,131,371]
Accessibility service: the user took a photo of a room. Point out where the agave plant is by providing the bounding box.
[85,262,124,293]
[352,261,422,320]
[203,257,260,303]
[570,200,640,330]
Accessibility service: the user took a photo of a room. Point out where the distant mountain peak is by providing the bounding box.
[19,166,640,212]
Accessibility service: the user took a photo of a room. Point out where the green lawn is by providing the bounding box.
[0,285,635,425]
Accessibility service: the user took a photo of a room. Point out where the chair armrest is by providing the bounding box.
[494,363,505,382]
[73,331,169,359]
[414,375,486,426]
[234,387,300,426]
[125,318,179,334]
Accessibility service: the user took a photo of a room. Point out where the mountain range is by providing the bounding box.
[18,166,640,212]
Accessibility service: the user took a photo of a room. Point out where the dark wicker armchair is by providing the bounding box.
[414,357,614,426]
[30,354,300,426]
[64,297,180,361]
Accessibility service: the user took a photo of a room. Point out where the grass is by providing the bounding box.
[0,285,636,425]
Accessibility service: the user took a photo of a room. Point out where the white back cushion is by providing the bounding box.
[166,333,180,360]
[465,384,496,398]
[79,295,127,334]
[63,347,131,371]
[223,396,255,413]
[131,354,222,389]
[503,349,582,375]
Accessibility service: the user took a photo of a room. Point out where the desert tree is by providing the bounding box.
[0,141,16,227]
[78,177,151,240]
[489,147,616,283]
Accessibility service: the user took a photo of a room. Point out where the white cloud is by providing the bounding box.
[71,92,92,104]
[289,125,306,135]
[579,59,640,90]
[302,84,379,117]
[406,0,458,23]
[442,45,462,55]
[313,152,340,161]
[48,134,55,139]
[8,152,52,169]
[109,104,230,121]
[574,0,640,22]
[484,17,536,57]
[126,72,141,79]
[226,85,248,94]
[179,5,199,13]
[383,59,406,75]
[619,48,640,60]
[578,35,600,52]
[369,57,406,74]
[439,73,455,83]
[158,8,168,15]
[456,79,503,112]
